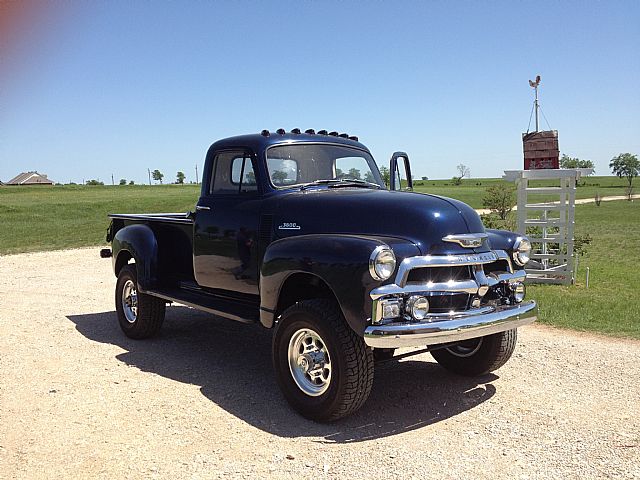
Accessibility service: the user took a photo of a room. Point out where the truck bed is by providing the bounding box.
[109,212,195,287]
[109,212,193,224]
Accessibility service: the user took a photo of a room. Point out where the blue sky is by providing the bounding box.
[2,1,639,185]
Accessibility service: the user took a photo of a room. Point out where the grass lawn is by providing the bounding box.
[1,177,637,338]
[528,200,640,339]
[0,184,200,254]
[412,175,630,207]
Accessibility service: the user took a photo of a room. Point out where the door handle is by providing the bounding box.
[196,205,211,211]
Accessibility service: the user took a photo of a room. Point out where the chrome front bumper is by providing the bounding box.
[363,300,537,348]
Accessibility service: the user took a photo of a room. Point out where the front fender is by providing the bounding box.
[112,224,159,291]
[486,228,520,253]
[260,234,419,336]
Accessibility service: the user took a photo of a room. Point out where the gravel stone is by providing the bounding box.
[1,247,639,479]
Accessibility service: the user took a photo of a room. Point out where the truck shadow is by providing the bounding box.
[67,306,498,443]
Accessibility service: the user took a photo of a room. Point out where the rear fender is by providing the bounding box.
[112,224,159,291]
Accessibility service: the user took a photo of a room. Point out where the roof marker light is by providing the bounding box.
[339,133,349,138]
[348,136,359,141]
[328,131,339,136]
[291,128,301,134]
[305,129,315,134]
[276,128,285,135]
[318,130,328,135]
[261,129,270,137]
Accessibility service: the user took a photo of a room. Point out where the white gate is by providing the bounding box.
[503,169,591,285]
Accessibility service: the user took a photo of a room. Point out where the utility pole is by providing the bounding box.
[195,164,198,185]
[148,168,152,185]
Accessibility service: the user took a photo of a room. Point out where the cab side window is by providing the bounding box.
[210,151,257,195]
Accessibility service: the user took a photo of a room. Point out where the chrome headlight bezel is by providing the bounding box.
[513,237,532,267]
[369,245,397,281]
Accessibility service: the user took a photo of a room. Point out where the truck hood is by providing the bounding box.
[264,188,488,255]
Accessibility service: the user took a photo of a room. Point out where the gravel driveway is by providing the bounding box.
[1,248,639,479]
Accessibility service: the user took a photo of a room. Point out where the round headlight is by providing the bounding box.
[369,245,396,281]
[407,295,430,320]
[513,237,531,267]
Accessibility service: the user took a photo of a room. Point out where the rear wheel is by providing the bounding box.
[115,264,165,339]
[430,329,518,376]
[272,299,374,422]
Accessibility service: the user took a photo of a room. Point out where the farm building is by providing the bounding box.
[5,171,54,186]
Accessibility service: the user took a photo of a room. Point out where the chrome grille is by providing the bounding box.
[406,265,472,284]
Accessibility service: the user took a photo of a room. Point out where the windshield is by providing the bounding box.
[266,144,385,189]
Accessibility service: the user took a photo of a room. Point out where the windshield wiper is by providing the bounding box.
[327,179,382,189]
[299,179,381,190]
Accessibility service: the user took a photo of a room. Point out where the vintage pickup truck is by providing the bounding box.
[103,129,537,422]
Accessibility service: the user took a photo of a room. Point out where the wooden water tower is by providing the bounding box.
[522,76,560,170]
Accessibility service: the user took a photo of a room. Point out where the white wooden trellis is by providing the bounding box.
[503,169,591,285]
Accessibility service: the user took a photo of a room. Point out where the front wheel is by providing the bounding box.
[272,299,374,422]
[115,264,166,339]
[430,329,518,376]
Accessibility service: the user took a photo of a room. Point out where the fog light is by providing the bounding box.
[407,296,430,320]
[512,282,526,303]
[471,297,482,308]
[381,299,402,319]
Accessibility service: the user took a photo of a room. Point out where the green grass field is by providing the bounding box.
[1,176,637,338]
[0,184,200,254]
[412,175,630,206]
[529,200,639,339]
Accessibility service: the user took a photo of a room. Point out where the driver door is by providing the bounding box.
[193,150,261,298]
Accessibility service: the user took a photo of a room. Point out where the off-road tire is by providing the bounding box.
[272,299,374,422]
[430,329,518,376]
[115,264,165,339]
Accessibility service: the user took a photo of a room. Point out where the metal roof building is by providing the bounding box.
[5,171,54,185]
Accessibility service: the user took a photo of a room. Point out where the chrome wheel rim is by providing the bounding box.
[446,338,483,358]
[288,328,332,397]
[122,279,138,324]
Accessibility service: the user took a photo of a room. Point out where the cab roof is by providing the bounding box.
[207,129,369,155]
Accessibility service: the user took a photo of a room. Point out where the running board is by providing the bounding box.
[145,287,259,324]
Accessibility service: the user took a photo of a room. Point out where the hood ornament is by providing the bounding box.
[443,233,488,248]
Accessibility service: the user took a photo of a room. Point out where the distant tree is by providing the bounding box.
[152,169,164,184]
[560,154,594,171]
[347,168,361,180]
[129,180,135,185]
[271,170,288,185]
[119,178,127,186]
[380,166,390,187]
[86,179,104,186]
[421,176,428,181]
[245,171,256,185]
[335,168,344,179]
[176,171,185,184]
[482,183,516,220]
[610,153,639,200]
[453,164,470,185]
[364,171,375,183]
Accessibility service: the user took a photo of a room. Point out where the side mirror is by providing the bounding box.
[389,152,413,191]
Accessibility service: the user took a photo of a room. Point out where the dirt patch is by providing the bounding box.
[1,248,639,479]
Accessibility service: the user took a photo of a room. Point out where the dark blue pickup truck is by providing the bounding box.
[104,129,537,421]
